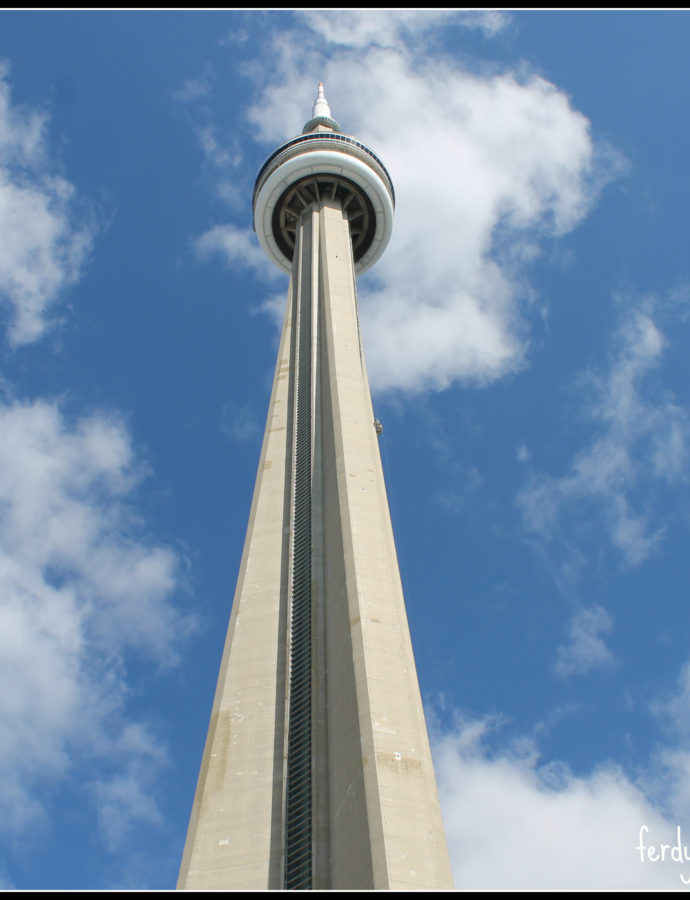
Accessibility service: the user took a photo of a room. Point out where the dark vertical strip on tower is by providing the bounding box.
[285,211,313,890]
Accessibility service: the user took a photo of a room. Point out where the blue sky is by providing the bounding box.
[1,9,690,890]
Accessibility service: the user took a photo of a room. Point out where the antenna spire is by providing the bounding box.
[312,82,332,120]
[302,82,341,135]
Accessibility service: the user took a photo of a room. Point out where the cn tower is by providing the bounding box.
[177,85,453,891]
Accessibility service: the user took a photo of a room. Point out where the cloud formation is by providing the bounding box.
[554,605,615,676]
[434,714,690,889]
[0,396,193,840]
[194,223,275,280]
[0,65,197,857]
[298,9,508,49]
[0,63,95,346]
[519,295,690,567]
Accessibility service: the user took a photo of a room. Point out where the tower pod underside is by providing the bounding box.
[253,144,394,275]
[272,174,376,270]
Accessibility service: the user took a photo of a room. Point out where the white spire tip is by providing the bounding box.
[312,82,332,120]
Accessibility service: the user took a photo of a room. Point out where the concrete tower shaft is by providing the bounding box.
[177,87,453,891]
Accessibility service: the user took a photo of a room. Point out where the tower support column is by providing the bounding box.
[314,200,452,889]
[178,86,454,892]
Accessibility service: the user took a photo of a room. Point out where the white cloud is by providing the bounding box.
[221,399,260,443]
[0,396,193,842]
[93,772,164,850]
[455,9,510,36]
[0,63,95,346]
[90,723,168,850]
[196,124,241,170]
[518,298,690,566]
[652,663,690,740]
[339,59,599,393]
[172,69,213,104]
[194,223,277,281]
[227,15,613,393]
[297,10,507,50]
[434,715,690,889]
[554,605,615,676]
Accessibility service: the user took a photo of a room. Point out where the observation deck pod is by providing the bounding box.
[253,131,395,276]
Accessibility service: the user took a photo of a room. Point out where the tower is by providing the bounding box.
[177,85,453,891]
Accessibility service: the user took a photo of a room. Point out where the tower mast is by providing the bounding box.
[177,86,453,891]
